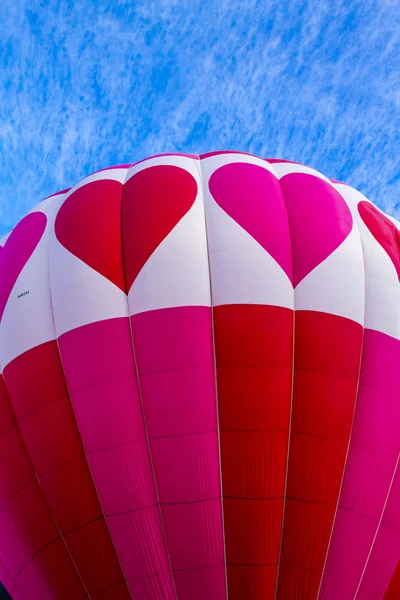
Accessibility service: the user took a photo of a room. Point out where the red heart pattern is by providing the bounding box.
[358,200,400,280]
[55,179,126,292]
[122,165,198,291]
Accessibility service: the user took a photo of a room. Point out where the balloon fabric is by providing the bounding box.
[0,152,399,600]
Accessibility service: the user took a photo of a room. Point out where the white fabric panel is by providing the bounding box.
[334,183,400,339]
[127,154,212,314]
[295,223,365,324]
[200,152,294,309]
[0,195,61,368]
[49,169,129,336]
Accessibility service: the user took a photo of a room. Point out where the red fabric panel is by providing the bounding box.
[17,538,87,600]
[384,561,400,599]
[0,376,86,599]
[90,581,131,599]
[3,341,129,596]
[276,311,363,599]
[64,519,127,592]
[214,304,293,600]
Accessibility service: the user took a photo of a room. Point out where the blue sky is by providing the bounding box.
[0,0,399,236]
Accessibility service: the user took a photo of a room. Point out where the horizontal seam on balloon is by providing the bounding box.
[121,570,179,583]
[105,502,159,517]
[86,437,153,454]
[223,495,284,501]
[3,424,287,442]
[72,430,221,455]
[37,430,181,476]
[1,478,42,508]
[338,505,381,522]
[13,533,62,579]
[353,580,381,593]
[78,577,126,599]
[289,431,350,443]
[285,496,339,507]
[347,440,399,451]
[13,513,140,592]
[0,422,18,437]
[78,570,175,598]
[148,428,218,441]
[171,562,225,573]
[107,496,223,515]
[293,367,359,382]
[36,452,87,478]
[215,364,291,369]
[226,562,279,567]
[136,364,223,376]
[105,497,287,519]
[5,424,241,481]
[9,513,112,570]
[279,563,312,572]
[220,429,290,434]
[15,393,71,421]
[62,373,137,395]
[62,515,103,536]
[135,364,362,378]
[161,495,222,506]
[368,521,400,535]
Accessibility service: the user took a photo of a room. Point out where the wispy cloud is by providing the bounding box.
[0,0,399,234]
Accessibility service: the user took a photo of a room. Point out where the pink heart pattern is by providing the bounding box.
[0,212,47,321]
[209,162,294,283]
[209,163,353,287]
[280,173,353,287]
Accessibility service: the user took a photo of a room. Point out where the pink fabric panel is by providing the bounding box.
[320,330,400,600]
[58,316,176,600]
[131,306,226,600]
[355,461,400,598]
[0,212,46,321]
[0,557,16,597]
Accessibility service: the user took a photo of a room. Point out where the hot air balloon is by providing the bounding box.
[0,151,399,600]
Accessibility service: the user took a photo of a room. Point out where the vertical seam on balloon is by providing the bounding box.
[315,184,367,600]
[271,161,296,600]
[48,188,132,600]
[120,167,178,600]
[347,200,400,600]
[351,452,400,600]
[44,195,97,600]
[196,155,229,600]
[0,385,91,600]
[0,203,93,600]
[0,411,52,600]
[266,160,296,600]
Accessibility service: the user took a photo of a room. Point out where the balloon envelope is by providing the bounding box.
[0,152,399,600]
